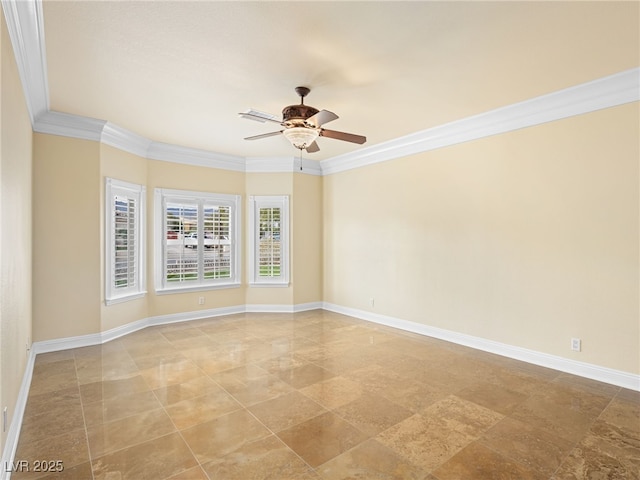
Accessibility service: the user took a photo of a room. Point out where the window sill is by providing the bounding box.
[155,282,241,295]
[105,291,147,306]
[249,282,290,288]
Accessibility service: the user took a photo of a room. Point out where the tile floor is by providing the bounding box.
[11,310,640,479]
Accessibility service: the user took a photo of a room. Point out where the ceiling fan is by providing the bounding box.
[239,86,366,153]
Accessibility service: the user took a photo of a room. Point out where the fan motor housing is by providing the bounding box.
[282,104,319,126]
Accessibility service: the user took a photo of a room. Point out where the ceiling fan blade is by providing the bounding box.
[238,111,282,124]
[320,129,366,145]
[306,109,339,128]
[244,131,283,141]
[305,141,320,153]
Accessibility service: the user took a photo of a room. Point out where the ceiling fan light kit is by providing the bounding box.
[282,127,320,150]
[240,86,366,153]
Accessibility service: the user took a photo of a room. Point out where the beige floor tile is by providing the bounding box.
[23,386,81,419]
[79,374,150,404]
[333,392,413,436]
[165,465,210,480]
[277,411,368,467]
[209,363,270,387]
[92,432,198,480]
[75,354,141,385]
[36,461,93,480]
[248,390,326,432]
[87,408,176,458]
[480,417,574,475]
[347,364,447,413]
[83,389,164,426]
[217,373,294,407]
[12,429,90,479]
[28,360,78,396]
[580,419,640,474]
[278,363,337,389]
[599,396,640,436]
[552,443,639,480]
[165,388,242,430]
[138,356,204,389]
[456,381,529,415]
[33,350,75,365]
[300,376,364,410]
[19,400,85,445]
[317,438,433,480]
[181,409,271,464]
[376,413,475,471]
[433,442,547,480]
[420,395,504,437]
[153,375,220,406]
[511,384,611,442]
[201,435,320,479]
[13,311,639,479]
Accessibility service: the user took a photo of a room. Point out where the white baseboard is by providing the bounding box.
[322,302,640,392]
[1,349,36,480]
[244,302,323,313]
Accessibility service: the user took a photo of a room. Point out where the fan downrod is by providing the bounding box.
[295,86,310,103]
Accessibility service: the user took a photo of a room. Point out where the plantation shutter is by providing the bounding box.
[157,189,240,292]
[105,178,146,305]
[249,196,289,285]
[258,206,282,278]
[203,204,231,279]
[113,194,137,289]
[164,201,198,283]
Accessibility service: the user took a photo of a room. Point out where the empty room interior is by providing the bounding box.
[1,1,639,479]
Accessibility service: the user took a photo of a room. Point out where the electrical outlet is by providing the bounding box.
[198,296,205,305]
[571,338,581,352]
[369,297,375,307]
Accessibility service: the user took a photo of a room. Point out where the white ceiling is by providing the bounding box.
[41,1,638,161]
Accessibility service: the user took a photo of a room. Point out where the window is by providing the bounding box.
[155,188,240,293]
[105,178,146,304]
[249,195,289,286]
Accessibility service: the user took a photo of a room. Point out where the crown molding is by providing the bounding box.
[101,122,153,158]
[147,141,245,172]
[321,67,640,175]
[246,156,296,173]
[295,157,323,176]
[1,0,48,125]
[33,110,106,142]
[244,156,323,176]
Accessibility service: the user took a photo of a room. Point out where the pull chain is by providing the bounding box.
[299,148,303,171]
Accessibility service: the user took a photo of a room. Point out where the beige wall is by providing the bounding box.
[324,103,639,374]
[32,134,101,341]
[0,9,33,452]
[293,173,323,305]
[99,144,148,331]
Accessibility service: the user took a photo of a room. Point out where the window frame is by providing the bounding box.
[105,177,146,305]
[248,195,290,287]
[154,188,241,294]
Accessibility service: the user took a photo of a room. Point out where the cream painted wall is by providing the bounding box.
[99,144,148,331]
[293,173,323,305]
[146,159,246,316]
[324,103,639,374]
[0,9,32,452]
[245,172,294,306]
[32,134,101,341]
